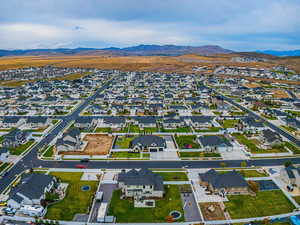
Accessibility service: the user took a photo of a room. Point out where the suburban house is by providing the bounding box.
[280,165,300,190]
[2,117,25,128]
[7,173,57,209]
[284,117,300,130]
[162,117,186,129]
[2,129,31,148]
[26,117,49,129]
[74,117,97,129]
[55,128,82,152]
[118,168,164,198]
[0,148,9,162]
[260,129,283,148]
[187,116,215,128]
[101,117,126,129]
[198,135,233,152]
[130,135,166,152]
[199,169,249,196]
[240,117,265,132]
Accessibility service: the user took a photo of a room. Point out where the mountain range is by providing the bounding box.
[0,44,299,57]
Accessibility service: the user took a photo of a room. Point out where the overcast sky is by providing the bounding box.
[1,0,299,51]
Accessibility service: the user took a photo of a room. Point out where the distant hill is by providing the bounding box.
[256,50,300,57]
[0,44,234,57]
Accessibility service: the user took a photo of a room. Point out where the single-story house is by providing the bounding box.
[199,169,249,196]
[130,135,166,152]
[198,135,233,152]
[26,117,49,129]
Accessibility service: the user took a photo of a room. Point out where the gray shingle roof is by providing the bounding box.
[131,135,166,148]
[118,168,164,191]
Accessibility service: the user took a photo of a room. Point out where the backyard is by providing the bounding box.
[175,135,200,149]
[45,172,97,221]
[108,185,184,223]
[224,190,295,219]
[154,172,188,181]
[114,136,136,149]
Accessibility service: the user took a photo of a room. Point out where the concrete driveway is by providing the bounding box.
[181,192,202,222]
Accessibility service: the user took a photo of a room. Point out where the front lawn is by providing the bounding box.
[110,152,150,158]
[218,169,268,178]
[179,152,221,158]
[45,172,97,221]
[195,127,221,132]
[0,163,11,173]
[154,172,188,181]
[9,140,35,155]
[224,190,295,219]
[161,127,191,133]
[175,135,200,149]
[108,185,184,223]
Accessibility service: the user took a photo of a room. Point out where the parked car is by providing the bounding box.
[80,158,89,163]
[75,164,88,169]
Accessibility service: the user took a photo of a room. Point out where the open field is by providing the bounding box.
[0,55,299,85]
[272,89,290,98]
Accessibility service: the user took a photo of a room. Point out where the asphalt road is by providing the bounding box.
[1,77,300,195]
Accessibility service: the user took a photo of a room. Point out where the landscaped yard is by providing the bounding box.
[280,125,297,133]
[45,172,97,221]
[154,172,188,181]
[233,134,287,153]
[108,185,184,223]
[224,190,295,219]
[129,125,158,133]
[110,152,150,159]
[43,146,54,158]
[114,136,136,149]
[195,127,221,132]
[175,135,200,149]
[9,140,35,155]
[179,152,221,158]
[218,169,268,178]
[161,127,191,133]
[219,119,239,128]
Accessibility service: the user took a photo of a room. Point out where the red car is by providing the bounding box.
[75,164,88,169]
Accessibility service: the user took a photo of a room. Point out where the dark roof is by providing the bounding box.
[198,135,232,147]
[262,129,282,143]
[9,173,55,202]
[135,116,156,124]
[131,135,166,148]
[3,117,20,124]
[0,148,9,154]
[103,116,125,124]
[118,168,164,191]
[27,117,48,124]
[241,117,264,128]
[199,169,248,189]
[190,116,214,123]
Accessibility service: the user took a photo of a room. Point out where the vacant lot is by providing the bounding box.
[45,172,97,221]
[61,134,113,155]
[272,89,289,98]
[224,190,295,219]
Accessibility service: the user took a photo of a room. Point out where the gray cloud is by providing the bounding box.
[0,0,299,50]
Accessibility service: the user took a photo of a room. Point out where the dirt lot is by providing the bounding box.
[199,202,226,221]
[272,89,290,98]
[243,82,261,88]
[62,134,114,155]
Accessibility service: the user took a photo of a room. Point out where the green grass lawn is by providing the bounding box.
[154,172,188,181]
[175,135,200,149]
[179,152,221,158]
[114,136,136,149]
[218,169,268,178]
[233,134,287,153]
[129,125,141,133]
[225,190,295,219]
[9,140,35,155]
[110,152,150,158]
[195,127,221,132]
[283,142,300,154]
[43,146,54,158]
[0,163,11,173]
[230,111,246,116]
[220,120,239,128]
[108,185,184,223]
[95,127,112,133]
[285,110,300,117]
[45,172,97,221]
[280,125,297,133]
[161,127,191,133]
